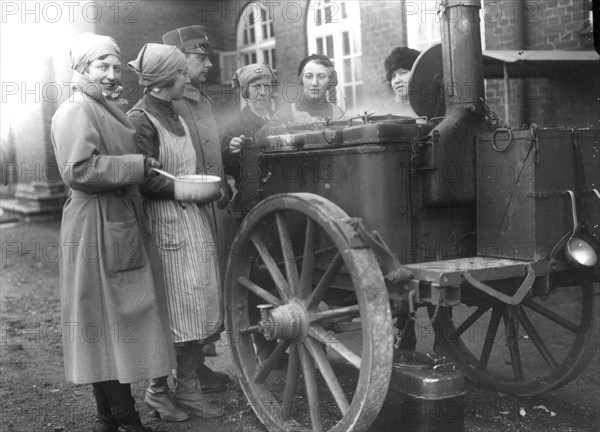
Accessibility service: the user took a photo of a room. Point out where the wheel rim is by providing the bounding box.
[225,193,393,431]
[433,280,600,396]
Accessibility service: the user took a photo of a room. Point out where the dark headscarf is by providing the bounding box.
[384,47,421,82]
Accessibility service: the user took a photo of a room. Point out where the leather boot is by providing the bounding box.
[145,376,189,422]
[115,412,162,432]
[202,342,217,357]
[196,363,231,393]
[117,426,159,432]
[173,344,224,418]
[92,414,118,432]
[98,381,161,432]
[193,344,231,393]
[92,383,118,432]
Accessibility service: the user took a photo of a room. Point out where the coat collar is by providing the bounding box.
[183,83,213,104]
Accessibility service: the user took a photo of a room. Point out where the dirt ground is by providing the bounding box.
[1,220,599,432]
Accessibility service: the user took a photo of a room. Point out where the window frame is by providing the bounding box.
[306,0,363,111]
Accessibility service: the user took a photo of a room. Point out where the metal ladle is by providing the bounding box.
[564,190,597,267]
[151,167,177,181]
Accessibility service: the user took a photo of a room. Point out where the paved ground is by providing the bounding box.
[1,219,598,432]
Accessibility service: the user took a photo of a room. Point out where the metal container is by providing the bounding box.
[476,127,599,260]
[254,120,475,264]
[153,168,221,203]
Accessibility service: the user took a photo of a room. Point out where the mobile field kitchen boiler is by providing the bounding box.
[222,1,600,430]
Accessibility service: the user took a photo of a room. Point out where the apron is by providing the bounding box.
[139,110,222,343]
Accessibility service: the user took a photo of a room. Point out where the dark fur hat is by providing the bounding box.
[384,47,421,82]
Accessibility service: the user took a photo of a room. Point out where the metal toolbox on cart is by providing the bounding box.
[476,127,599,260]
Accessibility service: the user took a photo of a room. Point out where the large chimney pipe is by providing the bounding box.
[422,0,488,206]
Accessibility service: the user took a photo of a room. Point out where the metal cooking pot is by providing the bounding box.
[152,168,221,203]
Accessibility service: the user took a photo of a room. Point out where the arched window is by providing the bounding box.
[306,0,363,110]
[237,1,277,71]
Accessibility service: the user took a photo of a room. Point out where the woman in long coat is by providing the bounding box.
[50,33,174,432]
[127,43,224,420]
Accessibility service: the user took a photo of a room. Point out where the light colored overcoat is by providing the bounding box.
[50,74,175,384]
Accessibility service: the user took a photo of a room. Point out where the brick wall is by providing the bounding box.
[269,0,311,107]
[92,0,597,127]
[482,0,597,127]
[360,1,407,111]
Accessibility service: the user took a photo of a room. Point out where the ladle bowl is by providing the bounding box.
[564,190,598,268]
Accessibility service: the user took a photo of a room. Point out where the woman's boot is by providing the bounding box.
[92,383,118,432]
[145,376,189,422]
[99,381,161,432]
[172,344,224,418]
[192,343,230,393]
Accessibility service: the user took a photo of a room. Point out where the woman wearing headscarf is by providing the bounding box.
[221,62,277,183]
[274,54,344,124]
[127,43,225,420]
[50,33,174,432]
[384,46,422,117]
[219,63,287,366]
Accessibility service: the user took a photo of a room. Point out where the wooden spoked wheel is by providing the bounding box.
[432,279,599,396]
[224,193,393,432]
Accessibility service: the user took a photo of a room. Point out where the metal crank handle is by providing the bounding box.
[462,263,536,305]
[593,189,600,200]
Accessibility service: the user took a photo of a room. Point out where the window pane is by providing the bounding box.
[353,31,362,54]
[270,22,274,37]
[251,52,257,63]
[271,49,277,70]
[316,38,323,55]
[263,49,270,65]
[316,9,322,26]
[343,58,352,82]
[262,23,268,40]
[342,32,350,56]
[243,28,248,45]
[326,35,334,58]
[325,6,332,23]
[250,27,255,43]
[341,2,347,19]
[244,53,250,65]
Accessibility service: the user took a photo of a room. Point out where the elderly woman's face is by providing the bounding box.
[390,68,412,100]
[85,55,121,97]
[246,78,273,110]
[301,61,330,101]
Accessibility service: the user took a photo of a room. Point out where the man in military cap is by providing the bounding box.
[162,24,232,391]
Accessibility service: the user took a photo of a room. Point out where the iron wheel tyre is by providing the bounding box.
[431,280,599,396]
[224,193,393,432]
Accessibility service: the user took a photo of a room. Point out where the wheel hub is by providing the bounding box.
[257,300,309,343]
